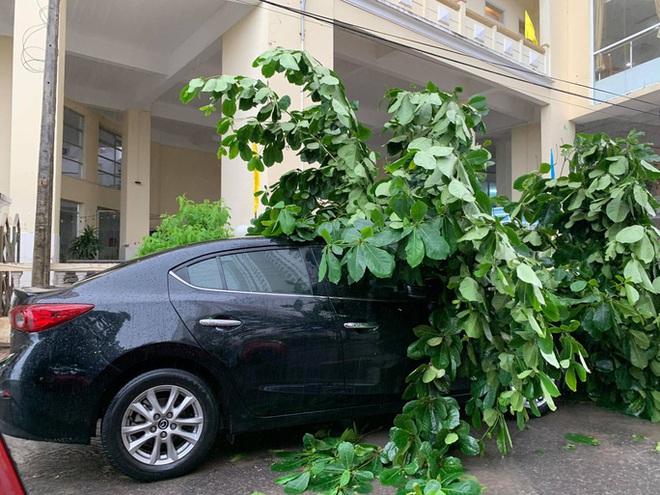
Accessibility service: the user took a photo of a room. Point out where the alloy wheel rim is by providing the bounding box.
[120,384,204,466]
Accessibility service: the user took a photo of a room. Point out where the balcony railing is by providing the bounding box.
[377,0,548,74]
[594,23,660,81]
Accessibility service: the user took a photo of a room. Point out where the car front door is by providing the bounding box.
[168,246,345,417]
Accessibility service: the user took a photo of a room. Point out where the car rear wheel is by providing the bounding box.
[101,369,218,481]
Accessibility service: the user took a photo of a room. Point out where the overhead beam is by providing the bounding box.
[128,2,254,109]
[66,30,168,74]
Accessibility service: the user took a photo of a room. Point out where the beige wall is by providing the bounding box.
[0,36,11,199]
[150,143,222,230]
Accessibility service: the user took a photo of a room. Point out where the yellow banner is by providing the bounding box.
[253,143,260,218]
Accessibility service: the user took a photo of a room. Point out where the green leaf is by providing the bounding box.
[565,367,577,392]
[338,442,355,468]
[570,280,588,292]
[283,471,310,494]
[448,180,474,202]
[363,244,395,278]
[339,469,351,487]
[444,479,482,495]
[624,259,645,285]
[445,432,459,444]
[346,246,367,281]
[564,433,599,446]
[278,209,296,234]
[188,77,205,90]
[606,197,630,223]
[483,408,498,427]
[468,93,488,112]
[592,303,613,332]
[422,367,437,383]
[429,146,454,157]
[437,155,458,177]
[279,95,292,110]
[459,278,484,303]
[411,201,428,223]
[616,225,644,243]
[635,235,656,264]
[280,52,299,70]
[459,226,489,242]
[517,264,542,288]
[405,228,425,268]
[419,222,451,260]
[414,151,437,170]
[607,156,628,175]
[222,97,237,117]
[630,340,649,369]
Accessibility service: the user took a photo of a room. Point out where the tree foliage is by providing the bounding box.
[137,195,232,256]
[182,48,660,494]
[514,131,660,420]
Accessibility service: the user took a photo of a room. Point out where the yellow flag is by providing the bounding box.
[252,143,260,218]
[525,11,538,45]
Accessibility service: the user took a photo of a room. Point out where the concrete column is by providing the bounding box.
[510,122,541,200]
[537,0,576,167]
[491,135,512,199]
[0,36,12,199]
[9,0,66,268]
[120,110,151,260]
[540,103,575,177]
[221,0,334,229]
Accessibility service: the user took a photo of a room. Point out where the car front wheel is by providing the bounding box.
[101,369,219,481]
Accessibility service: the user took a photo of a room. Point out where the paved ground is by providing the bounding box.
[4,402,660,495]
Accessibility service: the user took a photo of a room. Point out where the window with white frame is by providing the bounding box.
[62,108,84,178]
[98,127,122,189]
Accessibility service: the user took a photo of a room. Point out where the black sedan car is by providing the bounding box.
[0,237,430,481]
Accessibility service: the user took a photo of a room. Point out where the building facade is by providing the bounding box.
[0,0,658,270]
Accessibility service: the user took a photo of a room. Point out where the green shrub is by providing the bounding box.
[136,195,232,257]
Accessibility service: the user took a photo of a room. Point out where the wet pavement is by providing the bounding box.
[4,402,660,495]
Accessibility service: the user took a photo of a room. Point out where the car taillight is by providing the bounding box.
[9,304,94,333]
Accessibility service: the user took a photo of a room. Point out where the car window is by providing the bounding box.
[220,249,312,295]
[187,257,223,289]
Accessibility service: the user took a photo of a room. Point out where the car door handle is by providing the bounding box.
[199,318,242,329]
[343,322,379,332]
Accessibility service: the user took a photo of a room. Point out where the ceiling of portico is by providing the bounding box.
[333,29,541,147]
[2,0,545,154]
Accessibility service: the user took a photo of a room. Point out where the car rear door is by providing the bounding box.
[168,245,345,417]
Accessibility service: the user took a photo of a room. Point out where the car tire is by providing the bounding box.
[513,379,556,417]
[101,369,219,482]
[525,394,551,416]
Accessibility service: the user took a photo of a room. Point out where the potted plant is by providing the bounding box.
[69,225,102,260]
